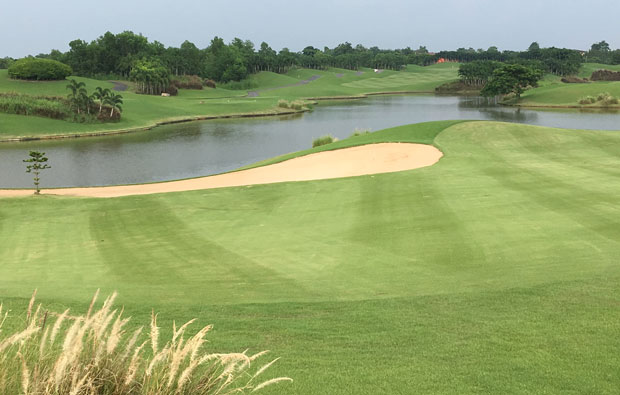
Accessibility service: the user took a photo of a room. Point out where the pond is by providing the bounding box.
[1,95,619,188]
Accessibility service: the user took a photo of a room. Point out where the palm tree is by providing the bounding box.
[90,87,111,114]
[66,79,87,114]
[103,93,123,118]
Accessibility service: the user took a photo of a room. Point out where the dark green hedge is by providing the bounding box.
[8,58,72,80]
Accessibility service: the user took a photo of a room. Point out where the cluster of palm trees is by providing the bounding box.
[66,79,123,119]
[129,59,171,95]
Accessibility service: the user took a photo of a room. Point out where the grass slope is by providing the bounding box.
[1,120,620,393]
[0,65,458,138]
[520,63,620,107]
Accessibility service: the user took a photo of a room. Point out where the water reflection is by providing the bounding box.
[1,95,619,188]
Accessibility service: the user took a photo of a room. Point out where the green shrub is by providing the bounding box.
[596,92,611,101]
[8,58,72,80]
[170,75,203,90]
[290,100,304,110]
[350,128,371,137]
[278,99,290,109]
[0,57,14,69]
[312,134,338,147]
[0,92,72,120]
[0,91,121,123]
[578,96,596,105]
[165,84,179,96]
[601,95,619,106]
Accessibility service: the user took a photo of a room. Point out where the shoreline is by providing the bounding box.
[0,107,310,143]
[504,103,620,110]
[0,90,438,142]
[3,90,618,143]
[0,143,442,198]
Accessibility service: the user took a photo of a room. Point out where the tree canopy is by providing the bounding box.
[22,32,620,84]
[481,64,543,98]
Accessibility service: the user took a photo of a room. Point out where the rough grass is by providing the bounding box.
[519,63,620,107]
[0,291,291,394]
[1,120,620,393]
[311,134,337,147]
[577,62,620,78]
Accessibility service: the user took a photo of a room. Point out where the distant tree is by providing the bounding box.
[458,60,503,85]
[130,58,170,95]
[481,64,543,99]
[24,151,51,195]
[302,46,318,57]
[179,40,202,75]
[0,57,15,69]
[590,41,610,52]
[528,42,540,52]
[588,40,613,64]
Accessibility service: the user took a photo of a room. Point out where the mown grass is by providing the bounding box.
[1,120,620,393]
[577,62,620,78]
[0,65,458,139]
[520,63,620,107]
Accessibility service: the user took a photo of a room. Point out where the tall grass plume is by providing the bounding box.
[0,291,292,394]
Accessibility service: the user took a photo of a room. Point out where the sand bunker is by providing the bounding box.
[0,143,442,198]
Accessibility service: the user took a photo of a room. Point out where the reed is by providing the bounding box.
[0,290,291,394]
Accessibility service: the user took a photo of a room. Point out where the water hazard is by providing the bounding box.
[1,95,618,188]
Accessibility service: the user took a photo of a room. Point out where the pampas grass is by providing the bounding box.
[312,134,338,148]
[0,291,292,394]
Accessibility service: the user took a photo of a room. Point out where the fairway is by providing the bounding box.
[0,64,458,139]
[1,120,619,393]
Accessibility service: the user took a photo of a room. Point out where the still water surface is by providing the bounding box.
[1,95,618,188]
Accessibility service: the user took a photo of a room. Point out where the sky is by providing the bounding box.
[2,0,619,58]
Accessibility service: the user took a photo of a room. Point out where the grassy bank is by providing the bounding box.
[516,63,620,108]
[1,121,619,393]
[0,64,458,139]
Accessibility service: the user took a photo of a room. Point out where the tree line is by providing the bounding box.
[1,33,618,84]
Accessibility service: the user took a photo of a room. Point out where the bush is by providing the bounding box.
[0,92,72,120]
[204,79,216,89]
[596,92,611,101]
[561,76,589,83]
[170,75,203,90]
[290,100,304,110]
[8,58,72,80]
[277,99,290,109]
[165,84,179,96]
[601,95,619,106]
[0,92,122,123]
[578,96,596,105]
[97,105,122,122]
[590,69,620,81]
[0,291,292,394]
[350,128,371,137]
[312,134,338,147]
[0,57,14,69]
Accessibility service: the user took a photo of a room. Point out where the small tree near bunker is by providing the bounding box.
[24,151,51,195]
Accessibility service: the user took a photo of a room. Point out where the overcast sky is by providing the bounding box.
[2,0,619,57]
